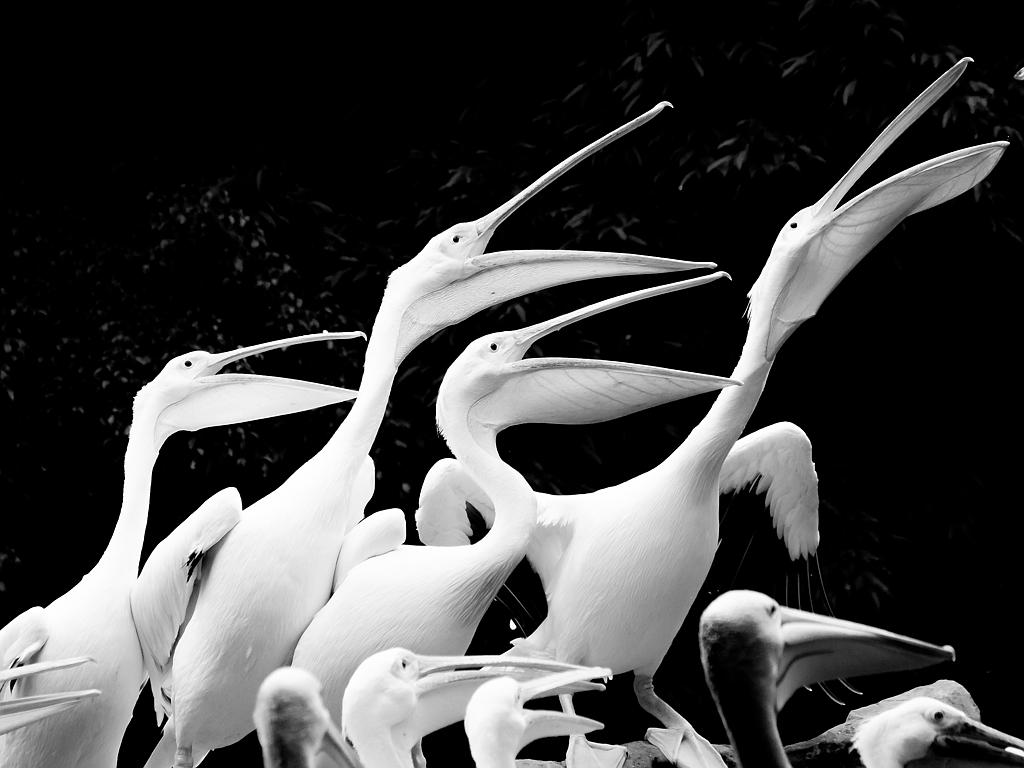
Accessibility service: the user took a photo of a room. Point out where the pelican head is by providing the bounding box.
[254,667,358,768]
[387,101,717,364]
[465,668,608,768]
[341,649,604,766]
[748,57,1007,360]
[853,697,1024,768]
[436,271,740,447]
[132,330,365,446]
[699,591,955,768]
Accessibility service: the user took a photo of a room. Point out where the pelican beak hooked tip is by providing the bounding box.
[775,606,954,710]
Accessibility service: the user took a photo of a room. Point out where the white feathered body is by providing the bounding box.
[0,569,145,768]
[167,455,373,753]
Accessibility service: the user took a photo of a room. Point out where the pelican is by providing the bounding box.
[144,102,717,768]
[414,57,1006,768]
[254,667,360,768]
[292,273,738,732]
[464,669,609,768]
[699,590,957,768]
[0,332,362,768]
[341,648,606,768]
[0,658,99,736]
[853,697,1024,768]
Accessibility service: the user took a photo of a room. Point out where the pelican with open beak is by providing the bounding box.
[465,668,610,768]
[750,57,1007,359]
[0,330,362,768]
[143,103,720,768]
[699,590,956,768]
[340,649,607,768]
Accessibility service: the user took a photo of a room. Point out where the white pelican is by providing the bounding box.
[413,57,1007,768]
[464,668,609,768]
[144,102,716,768]
[0,332,362,768]
[699,590,957,768]
[254,667,360,768]
[853,696,1024,768]
[340,648,606,768]
[0,658,99,736]
[292,273,738,729]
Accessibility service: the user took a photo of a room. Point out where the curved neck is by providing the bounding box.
[708,667,790,768]
[349,729,412,768]
[663,320,773,495]
[473,745,515,768]
[94,400,161,579]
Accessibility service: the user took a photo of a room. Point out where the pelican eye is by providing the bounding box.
[489,342,498,352]
[184,360,193,368]
[932,710,944,722]
[789,222,798,229]
[452,234,461,243]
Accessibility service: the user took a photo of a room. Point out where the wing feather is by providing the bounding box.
[333,508,407,591]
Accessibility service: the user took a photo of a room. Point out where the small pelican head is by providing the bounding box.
[853,697,1024,768]
[254,667,357,768]
[134,331,365,446]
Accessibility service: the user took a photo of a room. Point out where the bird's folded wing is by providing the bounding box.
[0,606,49,696]
[720,422,819,559]
[333,508,408,591]
[775,142,1006,328]
[415,458,496,547]
[528,494,579,599]
[130,487,242,723]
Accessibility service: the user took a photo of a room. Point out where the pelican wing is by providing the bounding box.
[333,508,408,591]
[474,359,739,431]
[719,422,819,559]
[130,487,242,724]
[415,459,495,547]
[773,141,1006,330]
[0,607,49,695]
[0,689,101,735]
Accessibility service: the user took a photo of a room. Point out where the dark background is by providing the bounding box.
[4,2,1022,765]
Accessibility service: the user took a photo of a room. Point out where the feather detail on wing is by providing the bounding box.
[720,422,819,560]
[415,458,495,547]
[130,487,242,724]
[527,493,578,599]
[333,508,408,591]
[0,607,49,697]
[773,142,1006,330]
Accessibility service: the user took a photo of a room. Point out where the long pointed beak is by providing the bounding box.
[471,101,672,246]
[320,718,363,768]
[520,709,604,747]
[516,667,611,703]
[415,654,590,677]
[934,719,1024,764]
[813,57,970,216]
[510,271,730,354]
[0,656,94,685]
[0,689,101,736]
[200,331,367,376]
[158,331,365,440]
[776,607,954,709]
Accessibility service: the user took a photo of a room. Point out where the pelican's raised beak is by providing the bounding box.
[0,689,101,736]
[932,717,1024,764]
[395,102,717,361]
[0,656,94,687]
[320,717,363,768]
[775,607,954,709]
[470,101,673,249]
[158,330,365,441]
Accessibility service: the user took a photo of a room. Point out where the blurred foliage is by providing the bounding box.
[3,1,1022,764]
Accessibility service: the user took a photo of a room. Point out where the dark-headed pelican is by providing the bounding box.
[0,332,362,768]
[292,273,737,741]
[465,668,609,768]
[254,667,360,768]
[340,648,605,768]
[853,697,1024,768]
[699,590,956,768]
[144,103,717,768]
[414,57,1006,768]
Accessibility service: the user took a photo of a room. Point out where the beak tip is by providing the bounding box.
[658,100,674,111]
